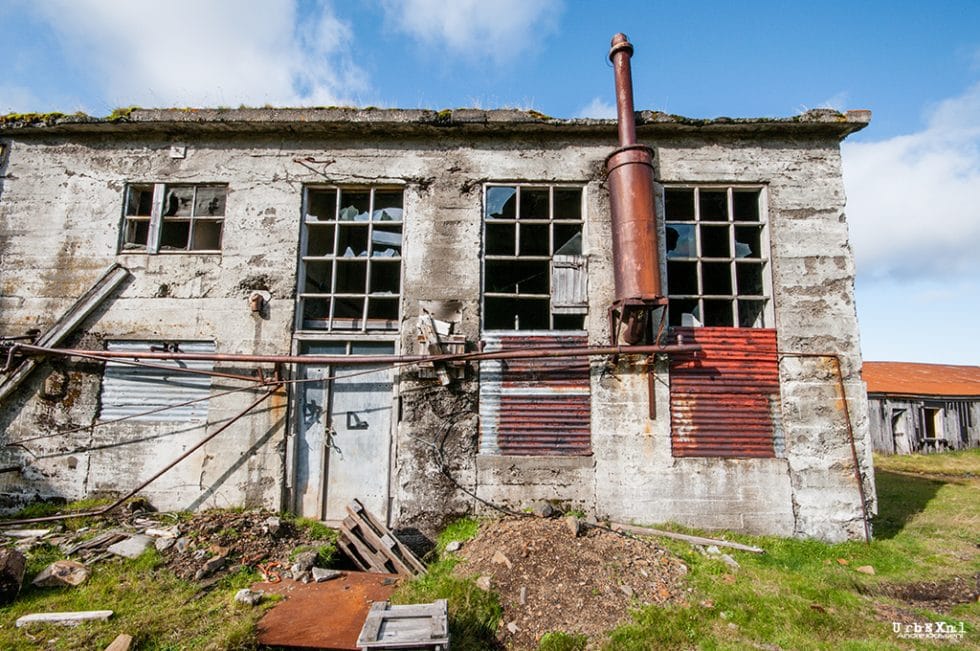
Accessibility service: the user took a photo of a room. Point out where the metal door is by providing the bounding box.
[294,342,393,523]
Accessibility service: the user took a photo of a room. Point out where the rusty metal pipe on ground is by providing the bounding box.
[606,33,667,344]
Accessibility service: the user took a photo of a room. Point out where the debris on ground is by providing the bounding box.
[234,588,264,606]
[32,560,90,587]
[15,609,113,627]
[869,574,980,614]
[0,547,27,603]
[454,517,688,649]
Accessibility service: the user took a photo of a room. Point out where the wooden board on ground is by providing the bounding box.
[357,599,449,650]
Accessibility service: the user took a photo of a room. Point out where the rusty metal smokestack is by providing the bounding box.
[605,33,666,345]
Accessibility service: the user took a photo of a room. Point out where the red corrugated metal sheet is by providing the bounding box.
[863,361,980,397]
[669,328,779,458]
[480,334,591,456]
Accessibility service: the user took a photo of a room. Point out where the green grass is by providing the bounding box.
[606,449,980,649]
[391,517,500,651]
[539,630,588,650]
[0,546,270,650]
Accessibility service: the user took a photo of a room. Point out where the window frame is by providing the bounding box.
[663,184,774,328]
[295,185,405,334]
[120,183,227,254]
[481,182,588,333]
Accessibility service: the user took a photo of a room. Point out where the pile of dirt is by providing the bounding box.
[874,574,979,613]
[453,517,688,649]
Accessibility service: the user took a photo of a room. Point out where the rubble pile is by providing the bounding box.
[454,516,688,649]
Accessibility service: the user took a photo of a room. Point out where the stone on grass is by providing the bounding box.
[194,555,226,580]
[155,537,176,552]
[107,535,152,559]
[292,550,318,574]
[855,565,875,575]
[234,588,263,606]
[32,560,90,588]
[444,540,462,553]
[719,554,740,570]
[475,575,492,591]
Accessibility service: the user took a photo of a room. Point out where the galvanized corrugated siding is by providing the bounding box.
[480,333,591,456]
[100,341,215,422]
[669,328,779,458]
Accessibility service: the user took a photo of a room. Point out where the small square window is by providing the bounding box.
[121,183,226,253]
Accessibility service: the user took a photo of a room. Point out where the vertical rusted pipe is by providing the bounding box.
[605,33,666,344]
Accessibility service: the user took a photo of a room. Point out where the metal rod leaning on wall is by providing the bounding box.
[0,384,283,526]
[8,342,701,368]
[778,351,872,543]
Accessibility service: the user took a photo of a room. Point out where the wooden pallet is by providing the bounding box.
[357,599,448,650]
[338,500,426,577]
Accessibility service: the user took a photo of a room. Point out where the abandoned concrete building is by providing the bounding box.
[0,82,877,542]
[865,361,980,455]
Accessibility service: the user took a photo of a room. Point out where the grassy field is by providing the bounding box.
[1,450,976,649]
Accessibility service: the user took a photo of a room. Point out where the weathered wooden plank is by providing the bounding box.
[608,522,765,554]
[348,499,426,574]
[16,610,113,627]
[339,523,394,573]
[346,517,413,576]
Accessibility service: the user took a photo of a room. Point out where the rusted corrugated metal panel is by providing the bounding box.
[669,328,779,458]
[480,333,591,456]
[100,341,215,421]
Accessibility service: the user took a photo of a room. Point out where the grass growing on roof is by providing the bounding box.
[605,451,979,649]
[390,517,500,651]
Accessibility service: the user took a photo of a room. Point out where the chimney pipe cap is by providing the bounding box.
[609,33,634,61]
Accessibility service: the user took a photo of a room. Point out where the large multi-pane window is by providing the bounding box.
[664,186,771,328]
[483,184,586,331]
[297,187,403,331]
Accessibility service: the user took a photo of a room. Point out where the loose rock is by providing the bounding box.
[32,560,90,588]
[234,588,263,606]
[529,501,555,518]
[444,540,462,553]
[107,535,153,559]
[311,567,342,582]
[194,555,226,580]
[856,565,876,575]
[0,548,27,604]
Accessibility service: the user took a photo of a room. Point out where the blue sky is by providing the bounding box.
[2,0,978,365]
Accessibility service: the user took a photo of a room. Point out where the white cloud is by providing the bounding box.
[380,0,561,64]
[842,82,980,279]
[29,0,368,110]
[576,97,616,119]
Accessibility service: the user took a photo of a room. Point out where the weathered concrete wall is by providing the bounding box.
[0,124,873,542]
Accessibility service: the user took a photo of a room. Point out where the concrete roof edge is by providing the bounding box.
[0,107,871,138]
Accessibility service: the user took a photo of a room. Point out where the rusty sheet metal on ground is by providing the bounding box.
[480,334,591,456]
[669,327,779,458]
[254,572,398,650]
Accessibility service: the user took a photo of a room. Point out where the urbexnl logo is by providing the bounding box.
[893,621,966,641]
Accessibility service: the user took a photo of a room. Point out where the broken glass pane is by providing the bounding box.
[554,188,582,220]
[738,299,766,327]
[699,190,728,222]
[734,226,762,258]
[485,296,549,330]
[486,186,516,220]
[333,297,364,321]
[665,224,695,258]
[367,297,399,326]
[668,298,699,327]
[552,314,585,330]
[340,191,370,222]
[372,191,403,221]
[194,186,225,217]
[554,230,582,255]
[520,187,550,220]
[301,298,331,328]
[163,187,194,217]
[124,220,149,247]
[371,227,402,256]
[664,188,694,220]
[337,224,369,257]
[700,225,730,258]
[307,190,337,221]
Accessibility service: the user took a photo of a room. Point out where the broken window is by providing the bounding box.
[483,184,586,331]
[297,187,403,332]
[664,186,771,327]
[99,341,215,421]
[121,184,226,253]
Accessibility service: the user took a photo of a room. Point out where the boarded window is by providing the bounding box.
[99,341,215,422]
[668,328,779,458]
[479,334,591,456]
